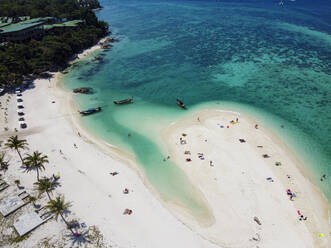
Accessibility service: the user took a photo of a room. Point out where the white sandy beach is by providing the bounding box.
[0,78,222,247]
[162,109,331,247]
[0,51,330,248]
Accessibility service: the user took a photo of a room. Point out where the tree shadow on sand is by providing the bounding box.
[65,229,91,246]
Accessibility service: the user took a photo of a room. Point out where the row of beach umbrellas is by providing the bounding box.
[15,88,27,129]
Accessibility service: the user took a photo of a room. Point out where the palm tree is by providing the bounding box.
[0,152,10,173]
[14,179,21,189]
[34,177,59,200]
[5,135,28,164]
[28,195,38,208]
[46,195,74,235]
[24,151,49,181]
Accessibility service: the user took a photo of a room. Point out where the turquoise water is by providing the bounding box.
[62,0,331,215]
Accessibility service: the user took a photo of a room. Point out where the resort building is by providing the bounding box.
[0,17,55,42]
[0,17,83,42]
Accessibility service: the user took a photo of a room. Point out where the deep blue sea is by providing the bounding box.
[63,0,331,217]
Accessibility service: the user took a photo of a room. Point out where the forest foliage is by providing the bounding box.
[0,0,108,88]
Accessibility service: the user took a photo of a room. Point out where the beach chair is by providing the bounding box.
[0,180,9,192]
[0,191,30,217]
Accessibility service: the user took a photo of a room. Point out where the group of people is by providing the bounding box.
[286,189,296,201]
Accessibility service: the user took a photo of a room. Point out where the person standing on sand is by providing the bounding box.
[255,124,259,129]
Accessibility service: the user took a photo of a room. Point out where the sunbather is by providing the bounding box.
[123,208,132,215]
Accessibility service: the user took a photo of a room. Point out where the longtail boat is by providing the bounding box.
[114,97,133,105]
[176,98,186,109]
[73,87,90,93]
[79,107,102,115]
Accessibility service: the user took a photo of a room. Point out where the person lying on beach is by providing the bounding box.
[255,124,259,129]
[263,154,270,158]
[123,208,133,215]
[123,188,129,194]
[53,173,60,181]
[110,172,119,176]
[299,215,307,221]
[239,139,246,143]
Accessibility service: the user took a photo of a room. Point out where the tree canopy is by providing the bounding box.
[0,0,108,88]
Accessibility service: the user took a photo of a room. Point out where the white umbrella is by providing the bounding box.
[17,103,24,107]
[16,96,22,99]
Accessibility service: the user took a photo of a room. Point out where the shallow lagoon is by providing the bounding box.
[63,0,331,212]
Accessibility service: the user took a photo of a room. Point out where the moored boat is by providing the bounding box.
[79,107,102,115]
[113,97,133,105]
[176,98,186,109]
[73,87,90,93]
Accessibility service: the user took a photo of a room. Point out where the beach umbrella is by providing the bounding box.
[16,96,22,99]
[19,121,27,128]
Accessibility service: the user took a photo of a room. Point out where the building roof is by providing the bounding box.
[0,21,44,34]
[0,17,55,34]
[0,17,82,35]
[0,23,10,28]
[44,20,84,30]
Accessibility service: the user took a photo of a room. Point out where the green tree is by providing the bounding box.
[14,179,20,188]
[46,195,74,235]
[34,177,59,200]
[5,135,28,164]
[28,195,38,208]
[0,152,10,173]
[24,151,49,181]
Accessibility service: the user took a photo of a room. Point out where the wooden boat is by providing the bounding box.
[176,98,186,109]
[114,97,133,105]
[79,107,102,115]
[73,87,90,93]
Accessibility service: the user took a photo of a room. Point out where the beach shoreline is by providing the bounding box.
[56,58,330,246]
[0,42,329,247]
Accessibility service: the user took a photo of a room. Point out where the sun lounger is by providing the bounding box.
[0,191,30,217]
[13,211,53,237]
[0,181,9,192]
